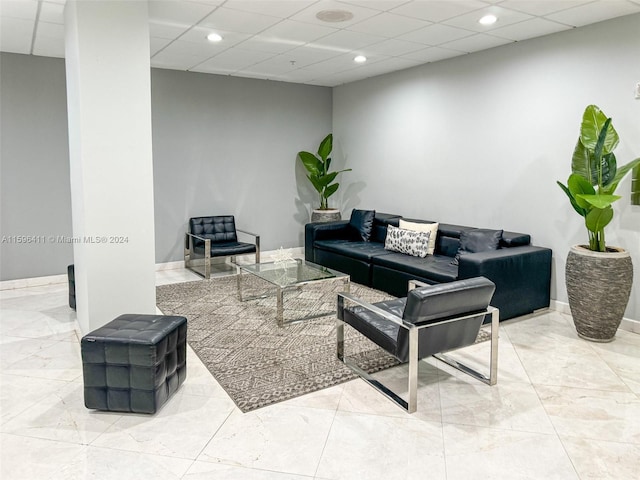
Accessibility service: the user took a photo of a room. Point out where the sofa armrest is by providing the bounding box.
[457,246,552,319]
[305,220,350,261]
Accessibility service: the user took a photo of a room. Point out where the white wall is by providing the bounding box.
[333,14,640,321]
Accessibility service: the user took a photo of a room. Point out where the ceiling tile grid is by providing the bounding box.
[1,0,639,86]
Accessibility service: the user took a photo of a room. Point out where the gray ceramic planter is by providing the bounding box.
[311,209,341,223]
[565,245,633,342]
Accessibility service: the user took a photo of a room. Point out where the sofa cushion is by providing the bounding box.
[453,229,503,265]
[400,219,439,255]
[314,239,389,262]
[371,214,401,243]
[373,252,458,283]
[384,225,430,258]
[348,209,375,241]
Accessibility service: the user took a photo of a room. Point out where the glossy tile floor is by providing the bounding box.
[1,266,639,479]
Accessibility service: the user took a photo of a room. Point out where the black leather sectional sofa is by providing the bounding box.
[305,212,552,321]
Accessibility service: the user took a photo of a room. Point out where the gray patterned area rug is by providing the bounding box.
[156,274,401,412]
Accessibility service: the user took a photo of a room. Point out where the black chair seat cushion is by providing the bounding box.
[314,239,390,262]
[194,240,256,257]
[372,252,458,283]
[343,298,406,356]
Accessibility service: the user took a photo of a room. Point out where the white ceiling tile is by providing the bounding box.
[301,52,363,73]
[222,0,315,18]
[361,38,426,56]
[275,67,325,82]
[33,22,64,58]
[545,1,640,27]
[398,23,474,46]
[200,6,282,34]
[0,0,37,20]
[240,56,300,75]
[440,33,513,53]
[257,19,339,44]
[348,12,430,37]
[234,35,301,54]
[290,0,381,28]
[150,37,173,56]
[151,49,216,70]
[400,46,465,63]
[490,17,572,41]
[36,21,64,39]
[311,30,386,52]
[149,20,191,40]
[355,56,422,75]
[389,0,487,23]
[285,44,344,65]
[497,0,594,16]
[196,48,277,71]
[154,38,223,57]
[149,1,217,24]
[443,5,535,32]
[39,1,65,24]
[340,1,412,12]
[178,26,252,47]
[184,0,225,6]
[0,16,34,54]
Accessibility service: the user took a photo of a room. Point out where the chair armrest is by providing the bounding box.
[237,228,259,239]
[408,279,430,291]
[185,232,208,242]
[337,292,410,329]
[305,221,351,261]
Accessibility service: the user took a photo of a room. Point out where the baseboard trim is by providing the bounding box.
[0,247,307,291]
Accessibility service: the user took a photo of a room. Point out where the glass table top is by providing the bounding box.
[236,259,348,288]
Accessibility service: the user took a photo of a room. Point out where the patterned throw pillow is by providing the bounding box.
[384,224,431,258]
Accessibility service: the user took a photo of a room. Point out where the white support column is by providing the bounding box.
[64,1,156,333]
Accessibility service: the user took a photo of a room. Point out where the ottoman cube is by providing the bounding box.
[81,314,187,414]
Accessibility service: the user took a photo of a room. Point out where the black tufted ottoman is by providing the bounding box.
[81,314,187,414]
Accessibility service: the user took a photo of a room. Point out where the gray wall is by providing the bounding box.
[0,53,73,279]
[333,14,640,321]
[0,53,332,280]
[150,69,332,262]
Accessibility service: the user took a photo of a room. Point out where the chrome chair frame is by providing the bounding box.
[337,280,499,414]
[184,228,260,279]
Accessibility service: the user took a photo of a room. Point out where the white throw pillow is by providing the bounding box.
[399,219,439,255]
[384,224,430,258]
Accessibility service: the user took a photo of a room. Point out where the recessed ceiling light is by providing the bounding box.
[206,32,223,42]
[354,55,367,63]
[316,9,354,23]
[479,14,497,26]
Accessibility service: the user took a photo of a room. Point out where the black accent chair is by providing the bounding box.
[337,277,498,413]
[184,215,260,279]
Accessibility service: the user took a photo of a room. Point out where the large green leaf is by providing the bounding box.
[580,105,619,154]
[307,174,324,193]
[601,152,617,187]
[601,157,640,195]
[324,183,339,199]
[575,193,621,209]
[317,134,333,161]
[318,171,339,188]
[568,173,595,209]
[298,151,322,175]
[585,206,613,233]
[557,181,587,216]
[571,138,596,184]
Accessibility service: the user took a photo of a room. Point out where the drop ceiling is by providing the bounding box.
[1,0,639,87]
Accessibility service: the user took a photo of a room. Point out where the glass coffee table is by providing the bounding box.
[236,259,350,327]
